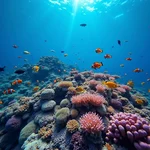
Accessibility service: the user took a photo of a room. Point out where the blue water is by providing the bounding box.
[0,0,150,91]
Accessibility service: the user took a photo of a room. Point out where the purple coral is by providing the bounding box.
[5,116,22,132]
[106,112,150,150]
[70,131,88,150]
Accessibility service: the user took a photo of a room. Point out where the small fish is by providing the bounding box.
[61,51,65,53]
[118,40,121,45]
[33,86,40,92]
[12,44,18,48]
[141,82,145,85]
[104,54,112,59]
[23,51,30,54]
[0,66,5,72]
[126,57,132,61]
[15,69,25,74]
[120,64,124,67]
[127,80,134,87]
[12,79,23,86]
[95,48,103,53]
[64,53,68,57]
[134,68,143,73]
[80,23,87,27]
[91,62,103,69]
[148,89,150,93]
[18,56,22,58]
[24,59,28,62]
[32,66,40,72]
[147,78,150,82]
[0,100,3,104]
[50,50,55,52]
[3,89,15,94]
[102,81,118,89]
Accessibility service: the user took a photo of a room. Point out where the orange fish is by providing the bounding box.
[12,79,22,85]
[104,54,112,59]
[95,48,103,53]
[134,68,143,73]
[126,57,132,61]
[0,100,3,104]
[91,62,103,69]
[3,89,15,94]
[148,89,150,93]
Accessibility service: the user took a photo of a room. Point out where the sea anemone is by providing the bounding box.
[79,112,104,134]
[72,93,105,107]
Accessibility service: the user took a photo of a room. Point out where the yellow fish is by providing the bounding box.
[135,99,144,105]
[102,81,118,89]
[141,82,145,85]
[33,66,40,72]
[127,80,134,87]
[33,86,40,92]
[75,86,86,94]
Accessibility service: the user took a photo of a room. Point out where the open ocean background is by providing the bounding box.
[0,0,150,92]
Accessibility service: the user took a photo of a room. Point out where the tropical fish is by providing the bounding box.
[75,86,86,94]
[127,80,134,87]
[134,68,143,73]
[61,51,65,53]
[148,89,150,93]
[33,66,40,72]
[23,51,30,54]
[80,23,87,27]
[95,48,103,53]
[147,78,150,82]
[0,100,3,104]
[135,99,145,105]
[12,44,18,48]
[141,82,145,85]
[33,86,40,92]
[12,79,22,85]
[102,81,118,88]
[3,89,15,94]
[118,40,121,45]
[126,58,132,61]
[64,53,68,57]
[104,54,112,59]
[120,64,124,67]
[0,66,5,72]
[15,69,25,74]
[91,62,103,69]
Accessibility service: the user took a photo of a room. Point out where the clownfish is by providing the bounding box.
[104,54,112,59]
[95,48,103,53]
[3,89,15,94]
[134,68,143,73]
[126,57,132,61]
[91,62,103,69]
[12,79,22,85]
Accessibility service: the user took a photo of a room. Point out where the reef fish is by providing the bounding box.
[91,62,103,69]
[3,89,15,94]
[95,48,103,53]
[12,79,23,85]
[0,66,5,72]
[80,23,87,27]
[102,81,118,88]
[118,40,121,45]
[104,54,112,59]
[23,51,30,54]
[15,69,25,74]
[32,66,40,72]
[134,68,143,73]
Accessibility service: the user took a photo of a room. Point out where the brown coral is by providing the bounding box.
[38,126,52,140]
[66,119,79,133]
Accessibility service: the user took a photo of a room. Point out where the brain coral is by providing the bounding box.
[79,112,104,134]
[66,119,79,133]
[72,93,105,107]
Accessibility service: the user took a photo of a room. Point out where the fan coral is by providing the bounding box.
[106,112,150,150]
[58,81,73,88]
[79,112,104,134]
[72,93,105,107]
[96,84,106,93]
[38,126,52,140]
[5,116,22,132]
[66,119,79,133]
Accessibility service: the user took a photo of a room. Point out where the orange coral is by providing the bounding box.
[66,119,79,133]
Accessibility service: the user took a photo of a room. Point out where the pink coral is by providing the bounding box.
[72,93,105,107]
[96,84,106,93]
[79,112,104,134]
[94,73,106,80]
[89,80,99,87]
[106,112,150,150]
[116,87,126,93]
